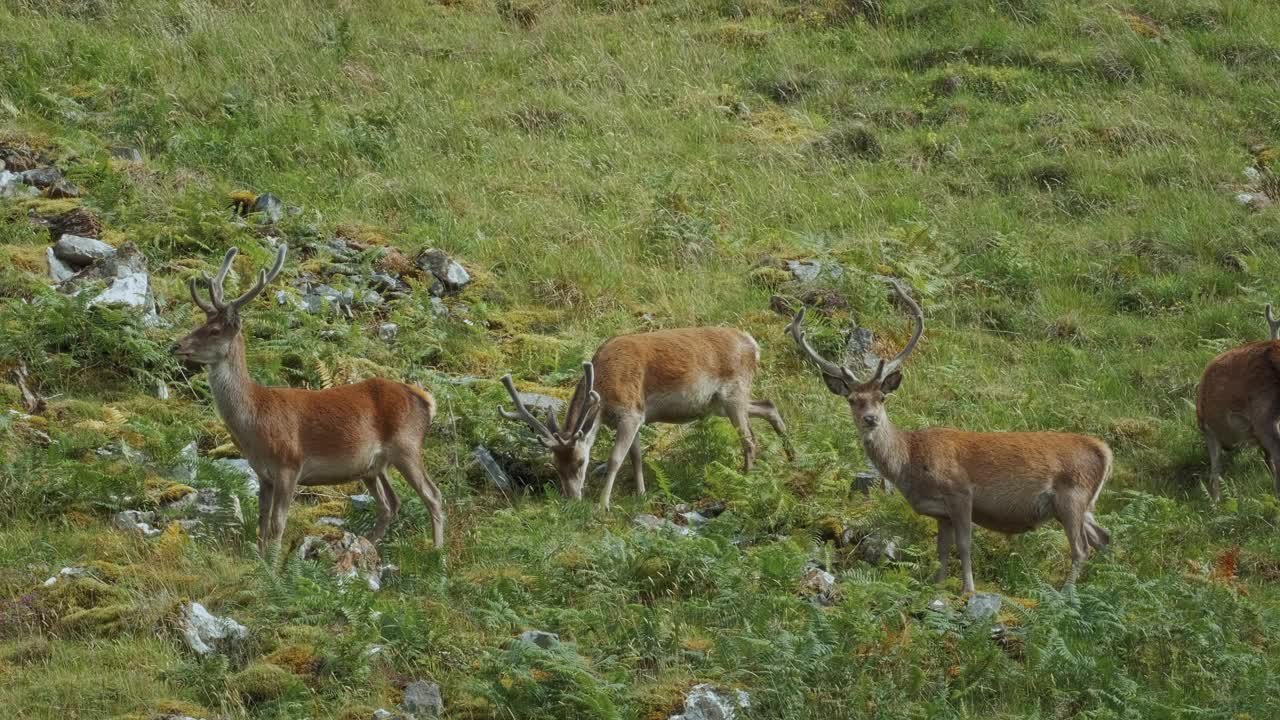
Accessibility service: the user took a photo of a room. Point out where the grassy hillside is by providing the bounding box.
[2,0,1279,717]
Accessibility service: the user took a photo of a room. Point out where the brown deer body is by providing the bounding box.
[174,246,445,554]
[1195,304,1280,501]
[788,281,1111,592]
[499,327,790,510]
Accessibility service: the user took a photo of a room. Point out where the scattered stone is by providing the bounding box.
[1244,166,1262,184]
[373,709,396,720]
[89,271,152,311]
[678,511,710,528]
[473,446,513,493]
[856,533,899,565]
[350,494,375,511]
[42,567,86,586]
[415,249,471,294]
[109,146,143,162]
[378,323,399,342]
[45,179,80,199]
[633,514,693,536]
[61,242,147,289]
[429,297,449,317]
[401,679,444,718]
[965,593,1002,622]
[1236,192,1272,211]
[800,563,837,606]
[316,516,346,527]
[213,458,260,495]
[181,601,248,656]
[926,598,948,613]
[46,247,77,283]
[251,192,285,224]
[53,234,115,267]
[112,510,161,537]
[669,684,750,720]
[0,169,20,197]
[786,259,844,284]
[299,284,355,314]
[20,167,62,188]
[517,630,560,649]
[296,531,383,591]
[167,488,244,525]
[851,469,881,495]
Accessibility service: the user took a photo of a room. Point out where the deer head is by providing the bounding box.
[787,279,923,433]
[174,245,287,365]
[498,363,602,497]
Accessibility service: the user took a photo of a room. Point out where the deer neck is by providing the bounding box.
[860,417,908,482]
[207,335,259,444]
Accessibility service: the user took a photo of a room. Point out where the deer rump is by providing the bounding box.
[1196,340,1280,450]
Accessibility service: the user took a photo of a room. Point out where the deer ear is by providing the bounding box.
[880,371,903,394]
[821,372,851,396]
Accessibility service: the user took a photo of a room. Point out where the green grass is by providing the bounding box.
[2,0,1280,717]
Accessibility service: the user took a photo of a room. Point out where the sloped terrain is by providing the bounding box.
[1,1,1279,718]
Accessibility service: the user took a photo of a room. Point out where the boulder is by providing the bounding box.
[181,601,249,656]
[965,593,1002,622]
[378,323,399,342]
[53,234,115,266]
[350,494,375,511]
[296,531,383,591]
[212,458,260,495]
[46,248,77,283]
[669,684,750,720]
[0,169,20,197]
[251,192,284,224]
[89,272,152,311]
[786,259,844,285]
[517,630,560,649]
[400,679,444,719]
[20,167,62,188]
[415,249,471,294]
[856,533,899,565]
[473,446,513,493]
[112,510,161,537]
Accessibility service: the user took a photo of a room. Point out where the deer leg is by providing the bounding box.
[394,453,445,550]
[268,468,299,557]
[600,415,642,512]
[1204,430,1224,503]
[256,478,273,557]
[749,399,794,460]
[362,472,396,544]
[725,401,757,473]
[944,494,976,593]
[1257,423,1280,500]
[1055,489,1091,587]
[933,517,953,583]
[629,435,646,496]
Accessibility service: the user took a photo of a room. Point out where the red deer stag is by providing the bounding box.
[1195,303,1280,502]
[173,245,444,554]
[787,280,1111,592]
[498,328,791,510]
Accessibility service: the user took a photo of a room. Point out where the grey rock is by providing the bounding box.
[857,533,899,565]
[926,598,947,613]
[429,297,449,317]
[316,516,346,527]
[786,259,844,285]
[180,601,248,656]
[517,630,560,649]
[350,494,375,510]
[0,169,20,197]
[473,446,513,493]
[416,249,471,293]
[43,567,87,586]
[401,679,444,718]
[54,234,115,266]
[89,271,152,311]
[679,511,710,528]
[46,179,80,199]
[112,509,160,536]
[213,458,260,495]
[357,289,384,307]
[167,442,198,484]
[20,167,62,188]
[251,192,284,224]
[517,391,564,415]
[801,565,837,606]
[46,248,77,283]
[109,146,143,162]
[368,272,406,293]
[1236,192,1273,211]
[1244,166,1262,185]
[965,593,1002,622]
[373,710,396,720]
[633,514,692,536]
[379,323,399,342]
[852,469,881,495]
[62,242,147,288]
[844,326,881,373]
[297,531,383,591]
[669,684,750,720]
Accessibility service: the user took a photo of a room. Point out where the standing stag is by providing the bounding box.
[1195,303,1280,502]
[788,281,1111,592]
[498,327,791,510]
[173,245,445,554]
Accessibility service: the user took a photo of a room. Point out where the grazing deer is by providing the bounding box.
[498,328,791,510]
[788,281,1111,592]
[173,245,444,554]
[1195,303,1280,502]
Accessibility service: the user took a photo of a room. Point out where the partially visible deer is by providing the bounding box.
[173,245,444,554]
[498,327,791,510]
[1195,303,1280,502]
[788,280,1111,592]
